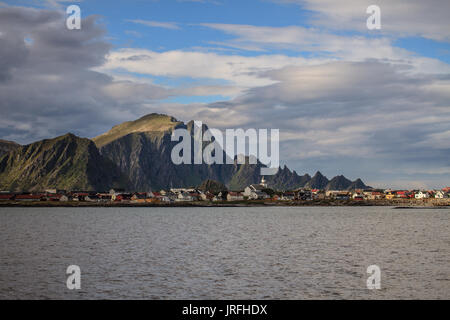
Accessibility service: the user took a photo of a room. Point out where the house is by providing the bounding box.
[170,188,196,194]
[0,194,15,201]
[71,192,89,201]
[415,191,429,199]
[244,181,269,200]
[97,194,113,202]
[335,192,350,200]
[296,190,312,200]
[243,176,270,200]
[47,194,69,202]
[189,192,201,201]
[364,191,384,200]
[227,192,244,201]
[385,191,396,200]
[325,190,340,198]
[200,191,216,201]
[434,191,448,199]
[175,192,193,202]
[281,192,295,201]
[113,193,132,202]
[152,191,170,202]
[15,194,45,202]
[243,185,269,200]
[84,195,101,202]
[156,194,172,202]
[352,192,364,200]
[131,193,147,203]
[45,189,66,195]
[109,188,125,195]
[396,191,409,198]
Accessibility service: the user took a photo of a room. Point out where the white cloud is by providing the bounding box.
[127,19,181,30]
[98,48,321,92]
[277,0,450,41]
[199,23,450,74]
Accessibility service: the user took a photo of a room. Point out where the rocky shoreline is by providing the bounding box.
[0,199,448,208]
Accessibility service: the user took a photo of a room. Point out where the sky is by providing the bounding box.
[0,0,449,189]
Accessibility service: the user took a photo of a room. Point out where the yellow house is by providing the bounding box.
[385,192,396,200]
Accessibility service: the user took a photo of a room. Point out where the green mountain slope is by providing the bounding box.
[0,133,128,191]
[93,113,182,148]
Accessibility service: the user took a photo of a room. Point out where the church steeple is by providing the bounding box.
[260,176,267,188]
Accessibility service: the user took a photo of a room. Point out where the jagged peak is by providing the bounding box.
[314,171,324,177]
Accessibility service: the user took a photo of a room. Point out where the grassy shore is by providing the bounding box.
[0,199,448,208]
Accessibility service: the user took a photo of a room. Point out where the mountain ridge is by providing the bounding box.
[0,113,369,191]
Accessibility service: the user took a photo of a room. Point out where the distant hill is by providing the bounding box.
[305,171,329,189]
[198,179,227,193]
[325,175,352,191]
[346,178,368,190]
[0,113,369,191]
[0,133,128,191]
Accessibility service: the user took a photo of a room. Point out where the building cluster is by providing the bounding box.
[0,182,449,203]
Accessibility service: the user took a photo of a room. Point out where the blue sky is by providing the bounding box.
[0,0,449,188]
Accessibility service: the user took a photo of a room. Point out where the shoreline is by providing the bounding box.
[0,199,448,208]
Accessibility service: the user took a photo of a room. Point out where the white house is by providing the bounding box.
[85,195,100,202]
[170,188,196,194]
[415,191,430,199]
[158,195,171,202]
[352,192,364,200]
[434,191,447,199]
[227,192,244,201]
[109,188,125,195]
[176,192,193,202]
[243,177,270,200]
[244,185,269,200]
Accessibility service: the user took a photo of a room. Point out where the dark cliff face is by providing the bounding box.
[95,115,313,191]
[0,133,128,191]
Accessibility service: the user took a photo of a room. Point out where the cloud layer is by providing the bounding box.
[0,3,449,188]
[0,6,170,142]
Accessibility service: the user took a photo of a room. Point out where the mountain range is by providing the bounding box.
[0,113,369,192]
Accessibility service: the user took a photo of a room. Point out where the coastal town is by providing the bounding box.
[0,177,449,206]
